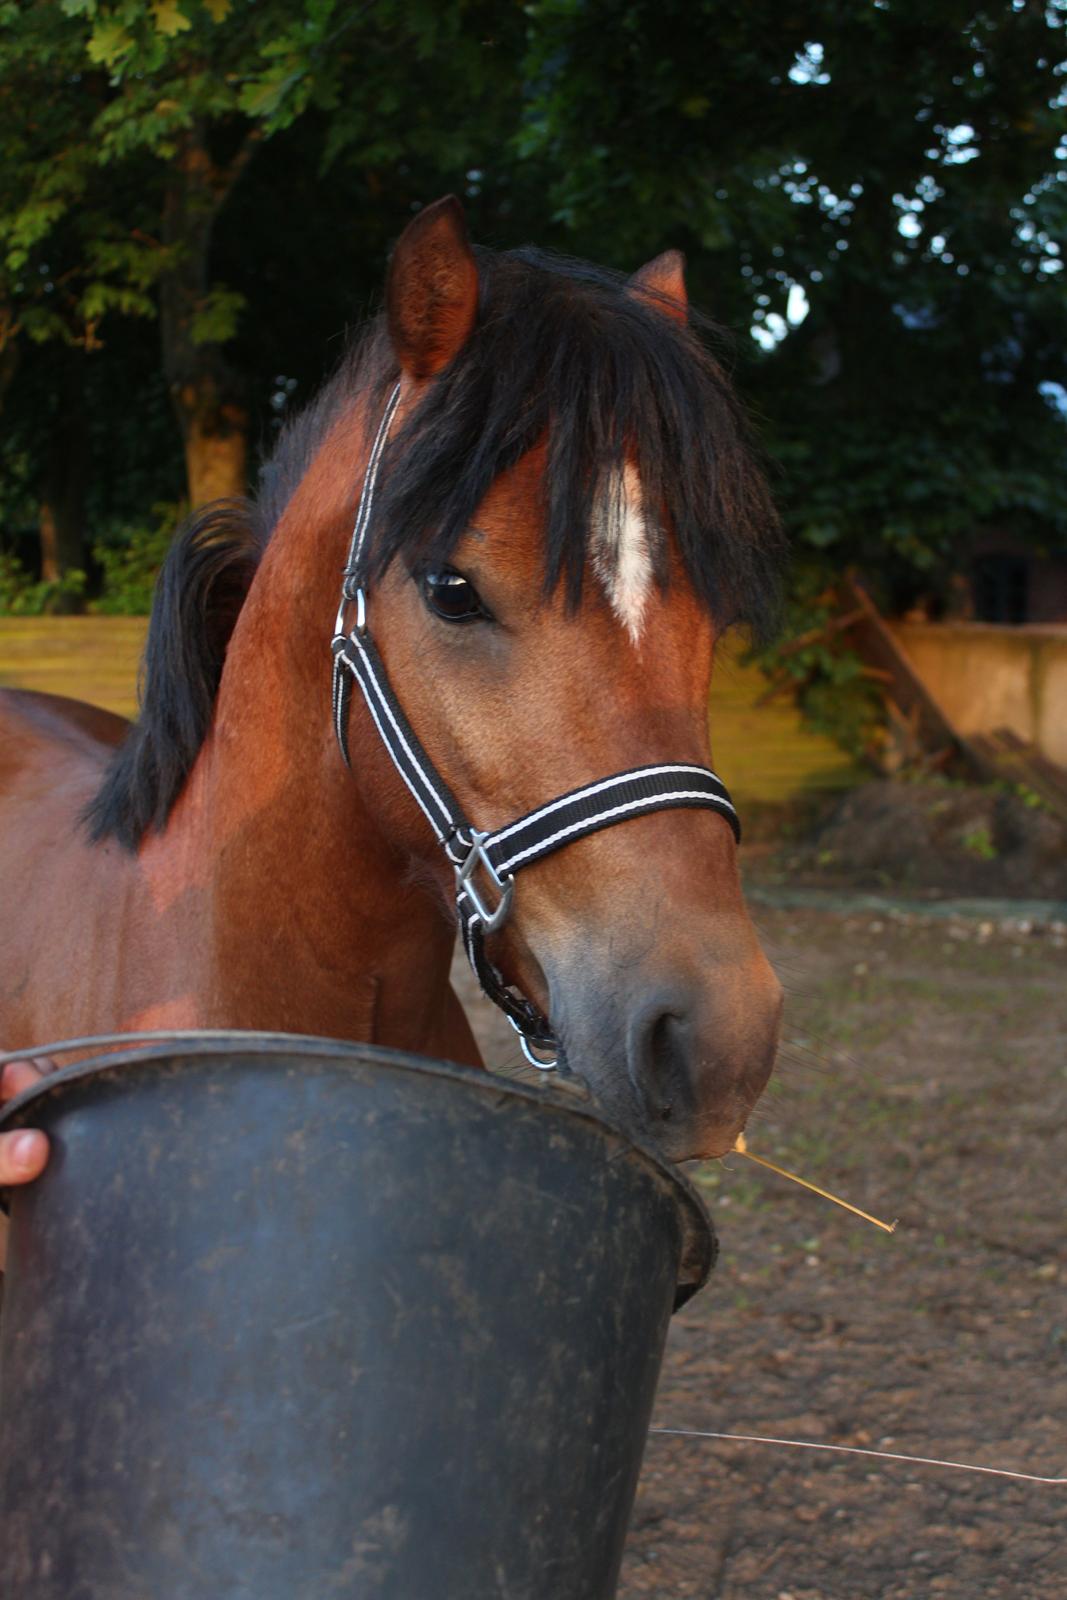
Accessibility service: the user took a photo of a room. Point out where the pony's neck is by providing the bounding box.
[165,396,476,1061]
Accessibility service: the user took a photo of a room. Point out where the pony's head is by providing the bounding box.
[335,199,784,1160]
[88,196,785,1163]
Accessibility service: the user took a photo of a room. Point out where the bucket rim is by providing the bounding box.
[0,1031,715,1304]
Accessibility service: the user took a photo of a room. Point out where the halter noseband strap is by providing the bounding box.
[330,384,741,1069]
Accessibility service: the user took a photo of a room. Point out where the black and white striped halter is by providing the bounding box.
[330,384,740,1068]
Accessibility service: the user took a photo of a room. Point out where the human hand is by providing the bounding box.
[0,1059,52,1188]
[0,1057,52,1270]
[1,1060,51,1187]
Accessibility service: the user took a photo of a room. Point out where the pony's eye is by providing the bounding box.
[421,568,490,623]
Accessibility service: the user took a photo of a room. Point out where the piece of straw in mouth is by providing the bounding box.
[732,1131,897,1234]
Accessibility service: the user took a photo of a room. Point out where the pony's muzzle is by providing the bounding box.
[553,954,783,1162]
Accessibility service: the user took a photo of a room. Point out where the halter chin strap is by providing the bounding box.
[330,383,741,1069]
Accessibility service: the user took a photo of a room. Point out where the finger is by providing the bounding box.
[0,1128,49,1187]
[0,1061,47,1103]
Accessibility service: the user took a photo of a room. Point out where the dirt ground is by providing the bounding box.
[460,902,1067,1600]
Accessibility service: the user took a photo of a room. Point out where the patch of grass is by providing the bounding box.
[691,1165,774,1216]
[961,823,998,860]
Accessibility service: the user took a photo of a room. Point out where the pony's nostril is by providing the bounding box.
[630,998,690,1121]
[648,1012,680,1117]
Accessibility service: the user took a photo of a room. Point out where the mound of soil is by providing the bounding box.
[762,779,1067,901]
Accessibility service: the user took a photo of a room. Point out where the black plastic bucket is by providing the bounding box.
[0,1035,714,1599]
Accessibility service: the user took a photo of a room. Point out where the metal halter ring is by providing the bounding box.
[454,830,514,935]
[507,1017,559,1072]
[333,582,367,640]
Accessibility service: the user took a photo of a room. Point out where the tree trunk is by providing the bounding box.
[160,123,251,508]
[39,349,89,609]
[176,371,248,507]
[0,322,19,418]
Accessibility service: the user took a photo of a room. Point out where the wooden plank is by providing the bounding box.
[836,575,980,774]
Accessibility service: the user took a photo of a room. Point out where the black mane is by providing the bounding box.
[83,500,265,848]
[88,245,783,849]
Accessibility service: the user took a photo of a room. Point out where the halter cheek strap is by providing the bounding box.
[330,384,741,1069]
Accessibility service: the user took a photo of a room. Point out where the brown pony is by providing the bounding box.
[0,198,784,1162]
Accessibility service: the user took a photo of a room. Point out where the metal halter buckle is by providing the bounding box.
[455,829,514,935]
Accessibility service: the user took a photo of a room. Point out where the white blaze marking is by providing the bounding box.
[591,463,653,643]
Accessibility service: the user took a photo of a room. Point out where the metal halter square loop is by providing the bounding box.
[454,830,514,935]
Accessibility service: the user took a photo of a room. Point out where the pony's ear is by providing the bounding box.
[628,249,688,324]
[386,196,479,379]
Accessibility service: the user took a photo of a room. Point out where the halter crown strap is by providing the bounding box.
[331,388,741,1068]
[341,383,402,598]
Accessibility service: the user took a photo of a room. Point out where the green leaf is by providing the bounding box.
[152,2,192,38]
[238,75,290,119]
[86,19,134,66]
[189,286,246,345]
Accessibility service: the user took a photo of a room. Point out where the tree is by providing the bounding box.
[44,0,365,507]
[519,0,1067,609]
[3,0,1064,655]
[0,2,161,583]
[0,1,532,530]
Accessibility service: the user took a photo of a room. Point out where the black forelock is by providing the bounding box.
[262,244,783,632]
